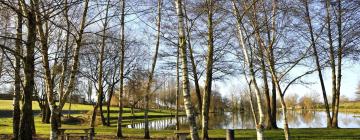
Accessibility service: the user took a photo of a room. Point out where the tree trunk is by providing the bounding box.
[175,0,200,139]
[59,0,70,104]
[246,80,258,125]
[251,4,290,138]
[13,2,22,138]
[93,0,110,127]
[232,1,265,139]
[304,0,332,128]
[99,97,106,125]
[49,108,60,140]
[270,81,277,129]
[68,98,72,118]
[254,15,290,139]
[144,0,162,138]
[332,0,342,128]
[260,50,272,130]
[107,85,114,126]
[175,46,180,131]
[184,4,202,114]
[202,0,214,139]
[19,1,37,139]
[265,2,278,129]
[42,98,51,123]
[36,0,61,137]
[106,100,111,126]
[90,105,99,128]
[117,0,126,137]
[43,0,89,139]
[271,78,290,140]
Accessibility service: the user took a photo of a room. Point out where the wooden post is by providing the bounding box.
[226,129,234,140]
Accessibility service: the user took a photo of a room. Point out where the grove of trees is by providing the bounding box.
[0,0,359,140]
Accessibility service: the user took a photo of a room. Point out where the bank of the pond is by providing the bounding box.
[0,99,186,137]
[1,100,360,139]
[1,128,360,139]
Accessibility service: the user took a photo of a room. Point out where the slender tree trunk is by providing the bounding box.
[325,0,337,128]
[232,1,265,139]
[43,97,51,123]
[144,0,162,138]
[251,2,290,137]
[245,79,258,126]
[45,0,89,139]
[117,0,126,137]
[106,99,111,126]
[13,2,22,138]
[184,4,202,114]
[266,0,281,130]
[45,105,51,123]
[175,46,180,131]
[175,0,200,139]
[268,73,290,140]
[35,1,54,126]
[269,36,278,129]
[202,0,214,139]
[59,0,70,104]
[68,97,72,118]
[36,0,61,137]
[332,0,342,128]
[92,0,110,128]
[270,80,277,129]
[253,8,290,138]
[90,104,99,128]
[57,0,89,110]
[99,97,106,125]
[19,1,37,139]
[262,2,276,129]
[304,0,332,128]
[107,85,114,126]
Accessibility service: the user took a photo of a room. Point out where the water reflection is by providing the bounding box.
[127,111,360,130]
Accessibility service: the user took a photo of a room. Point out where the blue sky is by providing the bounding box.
[216,62,360,101]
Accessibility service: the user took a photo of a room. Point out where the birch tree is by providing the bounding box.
[175,0,200,139]
[232,1,266,139]
[34,0,90,139]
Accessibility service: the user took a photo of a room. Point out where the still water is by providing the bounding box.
[127,111,360,130]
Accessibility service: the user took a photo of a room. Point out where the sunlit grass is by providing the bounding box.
[1,100,360,139]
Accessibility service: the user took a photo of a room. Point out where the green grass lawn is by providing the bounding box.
[0,100,181,136]
[1,100,360,139]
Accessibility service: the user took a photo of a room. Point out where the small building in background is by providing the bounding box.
[68,94,86,104]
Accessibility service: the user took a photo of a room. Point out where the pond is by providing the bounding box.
[127,111,360,130]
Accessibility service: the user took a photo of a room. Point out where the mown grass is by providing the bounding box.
[1,100,360,139]
[315,101,360,113]
[1,125,360,140]
[0,100,181,136]
[339,101,360,113]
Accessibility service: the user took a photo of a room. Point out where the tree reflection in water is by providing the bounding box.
[127,111,360,130]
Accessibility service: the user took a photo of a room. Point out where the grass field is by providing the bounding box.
[0,100,181,138]
[1,100,360,139]
[1,128,359,139]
